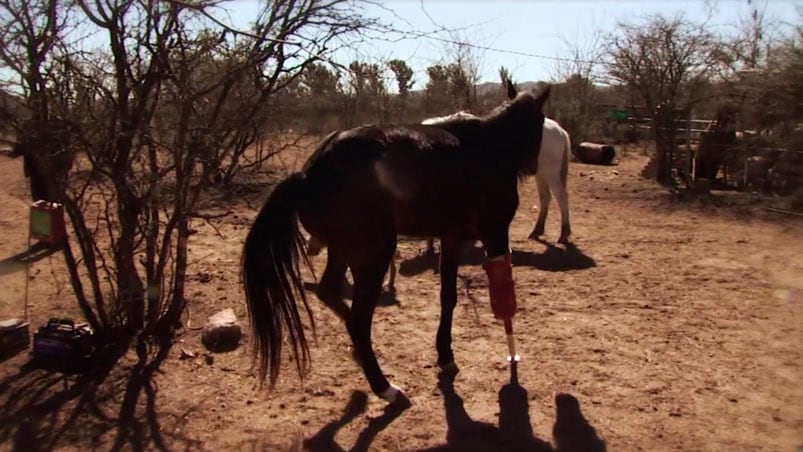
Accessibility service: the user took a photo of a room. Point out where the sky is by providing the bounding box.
[228,0,800,89]
[0,0,798,93]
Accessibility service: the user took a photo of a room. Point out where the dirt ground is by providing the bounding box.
[0,146,801,451]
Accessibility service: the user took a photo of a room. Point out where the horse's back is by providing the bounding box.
[299,124,479,241]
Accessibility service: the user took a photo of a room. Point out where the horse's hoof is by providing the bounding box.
[528,231,544,240]
[383,283,395,294]
[439,361,459,375]
[557,236,571,245]
[379,383,404,404]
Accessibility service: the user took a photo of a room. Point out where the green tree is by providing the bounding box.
[388,58,414,120]
[300,63,341,133]
[425,64,450,115]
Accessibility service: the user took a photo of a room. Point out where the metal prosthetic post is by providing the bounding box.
[504,318,520,363]
[484,253,520,364]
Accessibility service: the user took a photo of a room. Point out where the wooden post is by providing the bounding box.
[685,110,693,187]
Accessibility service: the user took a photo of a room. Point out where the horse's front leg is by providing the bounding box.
[436,235,462,374]
[479,212,518,323]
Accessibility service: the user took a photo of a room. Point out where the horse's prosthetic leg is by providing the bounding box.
[483,253,520,362]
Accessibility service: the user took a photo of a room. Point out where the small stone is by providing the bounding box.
[311,388,335,397]
[179,348,195,360]
[201,308,242,352]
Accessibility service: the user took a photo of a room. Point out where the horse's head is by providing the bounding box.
[495,75,550,174]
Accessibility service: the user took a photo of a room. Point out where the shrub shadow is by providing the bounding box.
[0,342,202,451]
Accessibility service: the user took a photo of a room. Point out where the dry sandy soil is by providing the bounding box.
[0,145,801,452]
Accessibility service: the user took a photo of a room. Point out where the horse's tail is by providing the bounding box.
[560,129,571,188]
[241,172,314,388]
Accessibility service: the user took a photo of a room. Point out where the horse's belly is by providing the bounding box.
[392,199,476,238]
[374,156,482,237]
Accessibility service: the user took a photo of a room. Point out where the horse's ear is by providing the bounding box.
[534,85,551,108]
[505,78,517,100]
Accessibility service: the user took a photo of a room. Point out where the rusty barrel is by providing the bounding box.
[574,142,616,165]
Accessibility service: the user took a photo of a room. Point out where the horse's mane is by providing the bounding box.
[418,88,549,179]
[421,111,477,125]
[423,89,548,132]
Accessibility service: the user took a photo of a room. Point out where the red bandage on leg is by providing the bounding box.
[483,253,517,320]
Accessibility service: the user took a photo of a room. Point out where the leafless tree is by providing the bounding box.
[550,30,605,141]
[440,32,485,111]
[604,14,722,183]
[1,0,373,420]
[0,0,375,446]
[716,0,792,134]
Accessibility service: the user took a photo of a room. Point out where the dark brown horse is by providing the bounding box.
[241,85,550,404]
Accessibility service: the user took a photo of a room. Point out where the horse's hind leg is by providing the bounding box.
[307,234,325,256]
[348,240,404,403]
[315,247,350,322]
[385,250,398,292]
[436,236,461,374]
[550,178,571,244]
[529,174,551,240]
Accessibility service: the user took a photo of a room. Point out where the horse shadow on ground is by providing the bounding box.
[398,240,597,277]
[511,241,597,272]
[420,364,554,452]
[398,243,486,278]
[0,347,203,452]
[303,281,401,307]
[304,390,412,452]
[422,364,606,452]
[303,364,606,452]
[0,241,60,276]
